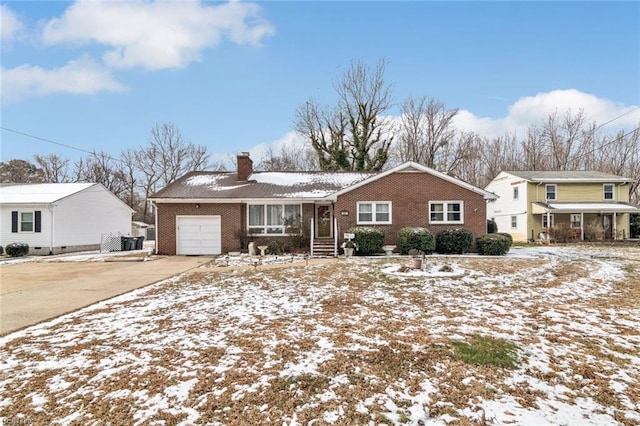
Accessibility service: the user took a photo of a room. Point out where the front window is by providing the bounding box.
[545,184,557,200]
[357,202,391,224]
[603,184,614,200]
[429,201,464,224]
[542,214,554,229]
[571,214,581,228]
[248,204,301,235]
[21,212,34,232]
[511,216,517,229]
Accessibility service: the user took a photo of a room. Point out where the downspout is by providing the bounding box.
[333,216,338,257]
[152,200,158,255]
[48,204,54,255]
[310,218,315,257]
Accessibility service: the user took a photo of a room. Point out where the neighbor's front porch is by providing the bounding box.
[531,202,638,241]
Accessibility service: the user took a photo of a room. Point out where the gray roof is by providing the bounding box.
[504,170,633,182]
[150,171,374,200]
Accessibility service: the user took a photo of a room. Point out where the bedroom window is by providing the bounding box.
[248,204,301,235]
[21,212,34,232]
[545,184,557,200]
[429,201,463,224]
[603,184,614,200]
[357,202,391,224]
[11,210,41,233]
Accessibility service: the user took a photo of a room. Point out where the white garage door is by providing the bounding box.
[176,216,221,255]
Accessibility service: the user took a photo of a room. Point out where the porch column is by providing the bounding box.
[580,212,584,241]
[613,212,617,240]
[547,210,551,234]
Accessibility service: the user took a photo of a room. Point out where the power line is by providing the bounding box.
[1,126,120,162]
[594,105,640,131]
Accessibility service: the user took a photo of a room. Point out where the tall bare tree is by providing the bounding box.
[34,154,70,183]
[136,122,211,222]
[73,151,127,199]
[295,60,393,172]
[257,142,319,171]
[396,96,459,168]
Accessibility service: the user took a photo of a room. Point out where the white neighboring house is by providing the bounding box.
[0,183,134,255]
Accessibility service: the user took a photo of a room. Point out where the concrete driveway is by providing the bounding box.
[0,256,211,335]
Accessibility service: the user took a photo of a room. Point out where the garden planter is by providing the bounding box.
[411,257,423,269]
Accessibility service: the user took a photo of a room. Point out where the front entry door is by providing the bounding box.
[316,205,333,238]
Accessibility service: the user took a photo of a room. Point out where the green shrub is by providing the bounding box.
[477,234,512,256]
[347,226,384,255]
[496,232,513,244]
[435,229,473,254]
[396,227,435,255]
[266,240,285,255]
[487,219,498,234]
[0,245,3,256]
[5,242,29,257]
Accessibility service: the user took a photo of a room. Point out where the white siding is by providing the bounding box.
[485,172,529,241]
[0,205,53,249]
[53,185,132,246]
[1,185,131,252]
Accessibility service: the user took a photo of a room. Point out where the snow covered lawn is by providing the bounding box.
[1,245,639,425]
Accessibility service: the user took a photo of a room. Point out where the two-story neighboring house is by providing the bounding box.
[485,171,639,242]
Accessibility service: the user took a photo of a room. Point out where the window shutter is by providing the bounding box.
[35,210,42,233]
[12,211,18,233]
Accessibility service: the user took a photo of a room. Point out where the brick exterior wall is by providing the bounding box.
[156,203,243,255]
[334,171,487,249]
[156,171,488,255]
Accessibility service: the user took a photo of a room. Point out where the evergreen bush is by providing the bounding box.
[435,229,474,254]
[477,234,512,256]
[5,242,29,257]
[396,227,435,255]
[347,226,384,255]
[0,245,3,256]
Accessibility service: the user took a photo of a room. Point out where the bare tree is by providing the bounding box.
[257,143,319,171]
[120,149,138,210]
[73,152,127,199]
[295,60,393,172]
[541,109,593,170]
[396,96,459,168]
[33,154,70,183]
[136,122,211,222]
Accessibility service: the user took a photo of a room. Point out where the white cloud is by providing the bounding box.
[42,0,275,70]
[453,89,640,138]
[1,56,127,104]
[1,4,23,42]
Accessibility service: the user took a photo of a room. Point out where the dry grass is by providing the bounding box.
[1,246,639,425]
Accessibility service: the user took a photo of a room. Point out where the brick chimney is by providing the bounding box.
[237,152,253,181]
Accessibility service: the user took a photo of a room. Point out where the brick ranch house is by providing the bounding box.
[149,153,497,256]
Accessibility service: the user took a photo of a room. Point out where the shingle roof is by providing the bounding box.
[150,171,374,200]
[504,171,632,182]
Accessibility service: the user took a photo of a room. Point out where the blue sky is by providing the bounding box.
[1,1,639,166]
